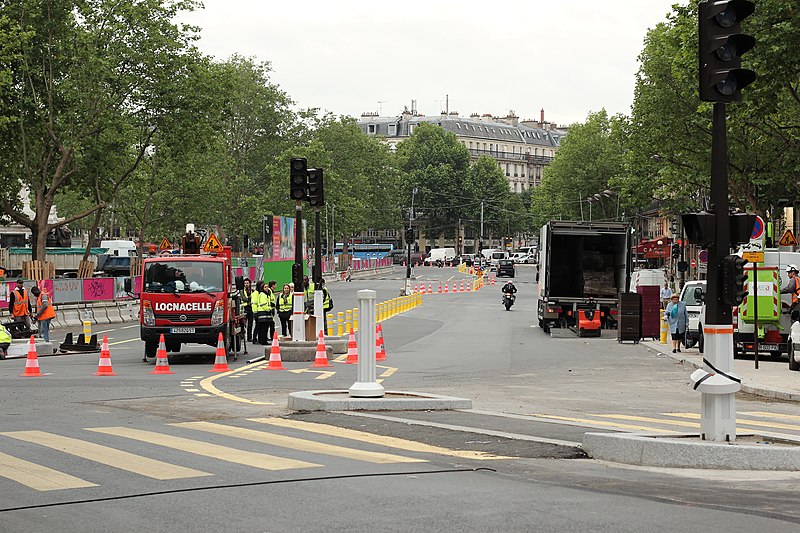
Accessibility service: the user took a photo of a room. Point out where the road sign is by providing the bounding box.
[691,259,697,268]
[742,251,764,263]
[203,232,224,253]
[751,215,765,240]
[779,229,798,247]
[158,238,171,251]
[698,262,707,274]
[698,249,708,263]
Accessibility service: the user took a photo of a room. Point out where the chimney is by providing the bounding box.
[540,108,545,123]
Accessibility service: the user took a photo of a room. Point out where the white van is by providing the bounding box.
[629,269,667,292]
[679,280,706,348]
[100,240,137,257]
[425,247,456,265]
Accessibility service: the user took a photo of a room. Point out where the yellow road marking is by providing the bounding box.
[742,411,800,423]
[87,427,321,471]
[174,422,426,464]
[0,431,210,480]
[377,365,397,378]
[197,361,275,405]
[664,413,800,432]
[0,451,97,491]
[108,338,140,346]
[592,414,700,429]
[250,418,511,460]
[288,369,336,380]
[529,414,673,433]
[333,354,347,363]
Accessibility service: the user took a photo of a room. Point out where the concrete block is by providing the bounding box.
[270,341,333,362]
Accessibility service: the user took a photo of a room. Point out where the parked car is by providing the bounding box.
[510,252,527,264]
[496,258,515,278]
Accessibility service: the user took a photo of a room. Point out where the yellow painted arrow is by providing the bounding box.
[288,369,336,380]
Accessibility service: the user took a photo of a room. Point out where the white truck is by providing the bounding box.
[537,221,631,333]
[425,247,456,266]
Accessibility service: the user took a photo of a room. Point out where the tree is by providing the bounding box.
[0,0,203,260]
[465,156,513,239]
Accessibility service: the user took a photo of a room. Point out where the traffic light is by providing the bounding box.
[290,158,308,201]
[698,0,756,102]
[721,254,748,306]
[682,212,716,246]
[307,168,324,207]
[405,227,414,244]
[672,243,681,259]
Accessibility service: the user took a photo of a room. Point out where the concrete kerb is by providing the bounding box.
[287,390,473,411]
[582,431,800,470]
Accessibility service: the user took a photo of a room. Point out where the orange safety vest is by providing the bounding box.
[791,277,800,305]
[12,288,29,317]
[37,293,56,320]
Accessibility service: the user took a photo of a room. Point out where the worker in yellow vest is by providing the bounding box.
[0,322,11,359]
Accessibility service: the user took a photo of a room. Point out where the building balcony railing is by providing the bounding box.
[467,148,554,164]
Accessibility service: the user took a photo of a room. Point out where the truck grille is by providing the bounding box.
[154,313,210,323]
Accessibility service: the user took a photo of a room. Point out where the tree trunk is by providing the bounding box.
[83,207,105,261]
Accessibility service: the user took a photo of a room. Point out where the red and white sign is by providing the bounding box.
[691,259,697,268]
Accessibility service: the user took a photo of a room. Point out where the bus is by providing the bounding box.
[334,243,394,259]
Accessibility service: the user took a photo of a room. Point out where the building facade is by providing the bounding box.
[358,107,565,192]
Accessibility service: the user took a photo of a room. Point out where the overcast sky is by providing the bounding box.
[180,1,681,126]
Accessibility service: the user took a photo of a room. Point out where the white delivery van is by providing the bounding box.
[679,280,706,349]
[425,247,456,265]
[100,240,137,257]
[629,269,668,292]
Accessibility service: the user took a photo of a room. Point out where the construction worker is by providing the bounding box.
[317,278,334,332]
[243,278,254,343]
[9,279,31,330]
[303,275,315,303]
[30,286,55,343]
[0,322,11,359]
[266,280,277,341]
[253,281,267,345]
[277,283,293,339]
[781,264,800,314]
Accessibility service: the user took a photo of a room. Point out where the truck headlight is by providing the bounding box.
[211,300,224,326]
[142,300,155,326]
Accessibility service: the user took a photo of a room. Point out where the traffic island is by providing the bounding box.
[5,340,57,358]
[272,342,333,362]
[582,432,800,470]
[288,390,472,411]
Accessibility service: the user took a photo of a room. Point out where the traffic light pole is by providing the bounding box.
[292,200,305,342]
[313,208,324,336]
[691,102,740,442]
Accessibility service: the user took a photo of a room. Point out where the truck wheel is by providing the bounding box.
[144,339,157,360]
[789,342,800,371]
[542,322,550,334]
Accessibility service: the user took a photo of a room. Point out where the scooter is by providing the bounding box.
[503,293,516,311]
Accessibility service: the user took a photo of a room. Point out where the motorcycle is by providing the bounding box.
[503,292,516,311]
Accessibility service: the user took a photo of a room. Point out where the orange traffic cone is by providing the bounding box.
[209,332,230,372]
[265,332,286,370]
[437,283,442,293]
[376,324,387,361]
[429,283,433,294]
[149,334,175,374]
[459,281,465,292]
[452,282,457,292]
[444,283,449,293]
[311,330,332,368]
[344,328,358,364]
[21,335,43,377]
[95,335,117,376]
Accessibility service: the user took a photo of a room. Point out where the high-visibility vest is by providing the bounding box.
[37,293,56,320]
[259,290,274,313]
[304,281,315,301]
[11,288,29,317]
[0,325,11,344]
[791,277,800,305]
[277,293,292,312]
[322,287,331,310]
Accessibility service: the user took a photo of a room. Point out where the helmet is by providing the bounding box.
[788,265,799,273]
[189,281,200,291]
[174,280,184,291]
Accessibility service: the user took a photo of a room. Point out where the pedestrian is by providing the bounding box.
[317,278,334,333]
[277,283,292,339]
[30,286,55,343]
[243,278,254,343]
[660,282,673,309]
[781,264,800,315]
[0,322,11,359]
[266,280,277,341]
[346,265,353,282]
[253,281,268,345]
[9,279,32,330]
[664,293,689,353]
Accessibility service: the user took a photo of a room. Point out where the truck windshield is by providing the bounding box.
[143,261,224,293]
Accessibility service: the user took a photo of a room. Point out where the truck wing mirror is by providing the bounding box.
[693,287,704,302]
[124,278,132,293]
[792,309,800,323]
[234,276,244,291]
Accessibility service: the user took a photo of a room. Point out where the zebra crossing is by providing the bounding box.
[0,417,504,495]
[527,410,800,437]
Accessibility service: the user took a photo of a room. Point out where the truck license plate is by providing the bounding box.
[759,344,779,351]
[170,327,195,334]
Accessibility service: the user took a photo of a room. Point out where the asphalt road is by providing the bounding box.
[2,265,800,531]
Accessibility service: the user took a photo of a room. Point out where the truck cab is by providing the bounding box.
[135,254,243,360]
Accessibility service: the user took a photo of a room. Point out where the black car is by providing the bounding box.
[496,259,515,278]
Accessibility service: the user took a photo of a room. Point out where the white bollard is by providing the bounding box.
[349,289,384,398]
[691,324,740,441]
[314,288,323,337]
[292,291,305,342]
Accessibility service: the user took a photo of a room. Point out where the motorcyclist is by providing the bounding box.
[502,280,517,303]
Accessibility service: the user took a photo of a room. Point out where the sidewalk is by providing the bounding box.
[643,339,800,403]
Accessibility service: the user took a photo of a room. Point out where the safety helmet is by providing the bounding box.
[788,264,799,273]
[174,280,184,291]
[189,281,200,291]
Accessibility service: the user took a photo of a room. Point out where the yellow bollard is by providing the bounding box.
[392,298,398,317]
[377,302,383,322]
[354,308,359,331]
[83,319,92,344]
[337,311,345,336]
[345,309,353,333]
[660,315,669,344]
[326,314,334,337]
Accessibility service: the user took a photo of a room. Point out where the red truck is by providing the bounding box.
[127,251,245,361]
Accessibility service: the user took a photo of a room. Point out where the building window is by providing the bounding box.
[469,141,473,149]
[409,124,416,134]
[368,124,377,134]
[505,163,510,176]
[483,143,487,150]
[514,164,518,176]
[489,143,493,153]
[388,123,397,136]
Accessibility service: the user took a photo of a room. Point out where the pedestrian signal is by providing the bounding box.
[203,232,223,253]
